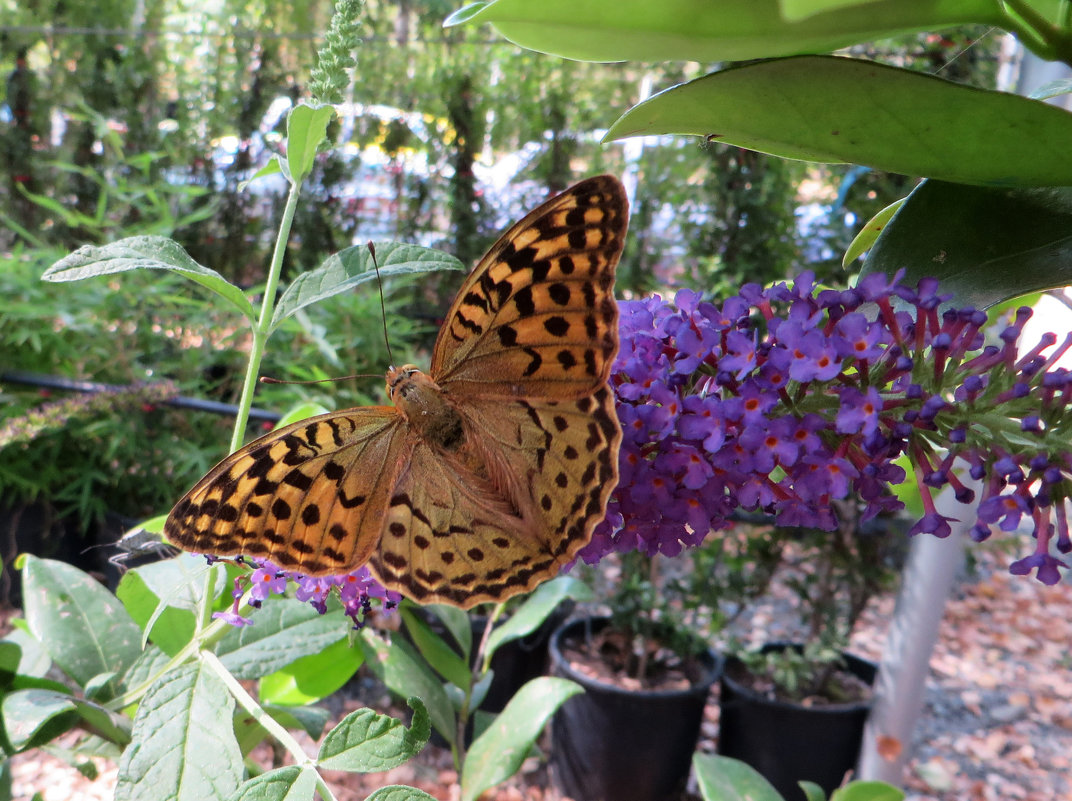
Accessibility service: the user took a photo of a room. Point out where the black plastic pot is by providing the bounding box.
[549,616,723,801]
[717,643,878,801]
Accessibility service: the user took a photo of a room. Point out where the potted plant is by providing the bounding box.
[718,502,906,799]
[547,524,780,801]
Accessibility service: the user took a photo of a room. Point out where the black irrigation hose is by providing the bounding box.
[1,370,283,424]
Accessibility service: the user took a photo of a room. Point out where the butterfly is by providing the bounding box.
[165,175,628,608]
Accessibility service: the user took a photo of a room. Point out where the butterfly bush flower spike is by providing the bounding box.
[585,271,1072,586]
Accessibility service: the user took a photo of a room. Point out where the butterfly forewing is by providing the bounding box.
[165,409,407,575]
[431,175,627,399]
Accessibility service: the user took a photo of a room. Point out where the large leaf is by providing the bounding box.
[605,56,1072,187]
[861,180,1072,309]
[692,753,782,801]
[216,598,350,679]
[2,689,130,751]
[116,556,214,656]
[317,697,430,772]
[460,677,582,801]
[115,662,243,801]
[258,637,364,706]
[21,556,142,693]
[271,242,463,331]
[42,236,255,320]
[446,0,1007,63]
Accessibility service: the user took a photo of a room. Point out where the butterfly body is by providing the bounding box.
[166,176,628,608]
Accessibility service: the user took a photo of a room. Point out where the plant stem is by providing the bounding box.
[228,177,303,453]
[202,650,339,801]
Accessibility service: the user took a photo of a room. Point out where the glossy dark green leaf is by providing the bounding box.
[318,697,430,772]
[446,0,1007,62]
[606,56,1072,187]
[115,662,242,801]
[692,753,783,801]
[42,236,254,320]
[862,180,1072,309]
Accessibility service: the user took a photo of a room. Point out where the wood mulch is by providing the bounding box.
[8,544,1072,801]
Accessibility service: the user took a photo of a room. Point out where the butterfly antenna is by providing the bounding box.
[368,241,395,367]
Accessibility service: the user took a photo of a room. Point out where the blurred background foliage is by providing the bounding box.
[0,0,1004,584]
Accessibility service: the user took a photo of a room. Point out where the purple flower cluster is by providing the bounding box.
[579,271,1072,585]
[212,558,400,628]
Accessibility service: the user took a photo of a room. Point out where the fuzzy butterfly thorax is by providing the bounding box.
[166,175,628,608]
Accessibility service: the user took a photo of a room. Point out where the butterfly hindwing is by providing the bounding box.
[431,175,627,400]
[165,408,408,575]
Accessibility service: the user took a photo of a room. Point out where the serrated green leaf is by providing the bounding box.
[460,677,582,801]
[861,180,1072,309]
[225,766,317,801]
[401,607,470,690]
[318,697,429,772]
[115,662,243,801]
[216,598,350,680]
[485,576,590,662]
[271,242,463,331]
[259,637,363,706]
[358,630,455,743]
[693,753,783,801]
[42,236,255,320]
[21,556,142,694]
[606,56,1072,187]
[448,0,1005,63]
[285,105,335,183]
[831,781,905,801]
[363,786,437,801]
[843,197,905,267]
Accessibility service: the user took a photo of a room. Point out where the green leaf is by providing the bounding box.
[363,787,438,801]
[861,180,1072,309]
[285,105,335,183]
[447,0,1005,63]
[216,598,352,680]
[485,576,591,662]
[0,628,50,678]
[426,604,472,658]
[2,689,130,751]
[358,630,455,743]
[318,697,430,772]
[606,56,1072,187]
[116,557,210,655]
[843,197,905,267]
[831,781,905,801]
[118,645,172,697]
[400,607,471,690]
[460,677,582,801]
[263,704,331,740]
[1029,78,1072,100]
[801,780,827,801]
[115,662,243,801]
[21,556,142,693]
[259,636,364,706]
[271,241,463,331]
[42,236,255,321]
[238,156,284,192]
[225,766,317,801]
[693,753,783,801]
